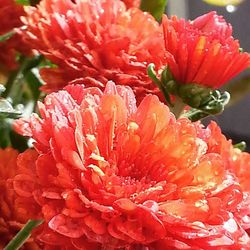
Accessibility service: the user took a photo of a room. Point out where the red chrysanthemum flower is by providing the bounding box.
[0,0,31,70]
[0,148,40,249]
[162,11,250,88]
[20,0,164,99]
[14,82,250,249]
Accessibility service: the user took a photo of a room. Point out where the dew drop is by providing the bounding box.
[223,218,238,233]
[197,176,204,182]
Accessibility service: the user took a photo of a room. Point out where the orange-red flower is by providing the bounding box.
[20,0,164,99]
[0,148,40,249]
[0,0,30,70]
[162,12,250,88]
[14,82,250,249]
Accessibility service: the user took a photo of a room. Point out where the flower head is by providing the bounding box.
[14,82,250,249]
[0,0,30,70]
[162,11,250,88]
[20,0,164,100]
[0,148,39,249]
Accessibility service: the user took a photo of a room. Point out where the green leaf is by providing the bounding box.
[4,220,43,250]
[0,121,12,148]
[0,120,28,150]
[0,98,22,119]
[39,58,57,68]
[0,30,16,43]
[2,55,43,100]
[140,0,168,20]
[233,141,247,151]
[25,71,42,101]
[9,128,29,152]
[15,0,30,5]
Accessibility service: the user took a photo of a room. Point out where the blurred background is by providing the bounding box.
[168,0,250,151]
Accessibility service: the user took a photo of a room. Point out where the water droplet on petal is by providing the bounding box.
[223,218,238,233]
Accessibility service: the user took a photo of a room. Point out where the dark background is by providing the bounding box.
[187,1,250,150]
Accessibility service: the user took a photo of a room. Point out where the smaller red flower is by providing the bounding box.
[0,148,40,249]
[0,0,30,70]
[162,11,250,88]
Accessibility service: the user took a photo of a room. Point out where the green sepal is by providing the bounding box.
[178,83,212,108]
[147,64,173,106]
[181,90,230,121]
[140,0,168,20]
[161,66,173,83]
[233,141,247,151]
[165,80,178,95]
[199,90,230,115]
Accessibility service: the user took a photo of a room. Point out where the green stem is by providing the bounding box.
[4,220,43,250]
[147,64,172,105]
[3,55,43,104]
[2,56,27,99]
[181,108,209,122]
[3,70,19,99]
[0,26,26,43]
[170,96,186,118]
[0,30,16,42]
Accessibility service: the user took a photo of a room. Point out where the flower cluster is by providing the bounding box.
[13,82,250,249]
[0,0,250,249]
